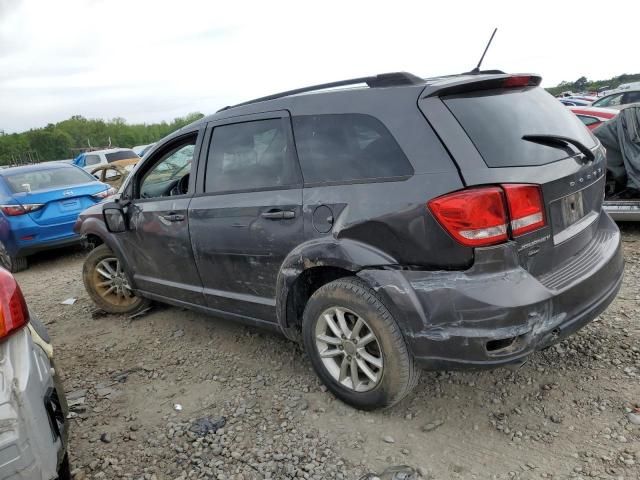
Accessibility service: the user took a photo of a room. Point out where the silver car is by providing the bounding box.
[0,268,69,479]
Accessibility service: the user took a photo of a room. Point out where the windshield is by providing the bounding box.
[592,93,624,108]
[3,166,96,193]
[443,87,596,167]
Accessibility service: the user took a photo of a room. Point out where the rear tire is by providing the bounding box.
[0,241,27,272]
[83,244,151,315]
[302,277,420,410]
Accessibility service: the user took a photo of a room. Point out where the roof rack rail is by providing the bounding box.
[217,72,424,112]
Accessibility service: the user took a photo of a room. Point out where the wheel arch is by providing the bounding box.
[276,238,398,340]
[77,217,138,287]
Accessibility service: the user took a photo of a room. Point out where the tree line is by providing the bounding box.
[546,73,640,96]
[0,112,204,165]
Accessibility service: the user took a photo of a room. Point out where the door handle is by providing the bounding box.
[261,210,296,220]
[162,213,185,222]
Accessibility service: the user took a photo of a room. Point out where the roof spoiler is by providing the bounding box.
[423,74,542,98]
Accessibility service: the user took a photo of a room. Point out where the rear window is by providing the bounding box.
[443,87,597,167]
[106,150,138,162]
[292,114,413,184]
[3,166,95,193]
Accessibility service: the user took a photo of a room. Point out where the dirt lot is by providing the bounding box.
[16,225,640,480]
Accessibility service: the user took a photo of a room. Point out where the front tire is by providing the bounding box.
[82,244,150,315]
[302,277,419,410]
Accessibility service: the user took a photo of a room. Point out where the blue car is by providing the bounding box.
[0,163,115,271]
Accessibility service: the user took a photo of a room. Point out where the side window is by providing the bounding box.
[205,118,300,193]
[623,91,640,104]
[85,155,101,166]
[138,137,196,199]
[577,115,599,127]
[292,114,413,184]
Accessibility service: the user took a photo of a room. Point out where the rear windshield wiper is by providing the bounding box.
[522,134,595,162]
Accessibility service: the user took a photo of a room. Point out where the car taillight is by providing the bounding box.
[428,187,508,247]
[0,204,44,216]
[428,184,546,247]
[502,184,545,236]
[92,187,117,199]
[502,75,538,88]
[0,268,29,339]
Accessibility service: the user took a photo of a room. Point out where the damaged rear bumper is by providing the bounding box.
[358,213,624,370]
[0,324,68,479]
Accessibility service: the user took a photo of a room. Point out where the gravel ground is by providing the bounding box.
[15,225,640,480]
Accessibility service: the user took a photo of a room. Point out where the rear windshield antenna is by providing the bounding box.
[471,28,497,73]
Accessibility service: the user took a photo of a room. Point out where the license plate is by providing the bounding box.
[60,200,79,211]
[561,191,585,226]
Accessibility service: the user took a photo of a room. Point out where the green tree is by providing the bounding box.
[0,112,205,165]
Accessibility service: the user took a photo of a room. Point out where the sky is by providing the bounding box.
[0,0,638,133]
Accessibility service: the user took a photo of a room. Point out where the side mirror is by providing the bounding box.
[103,202,127,233]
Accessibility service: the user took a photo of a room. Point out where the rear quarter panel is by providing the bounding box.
[286,85,470,269]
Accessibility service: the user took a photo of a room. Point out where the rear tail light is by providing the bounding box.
[428,184,546,247]
[0,204,44,216]
[92,187,117,200]
[0,268,29,339]
[428,187,508,247]
[502,184,545,236]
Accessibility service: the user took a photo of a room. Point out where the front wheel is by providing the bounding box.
[302,277,420,410]
[82,244,150,314]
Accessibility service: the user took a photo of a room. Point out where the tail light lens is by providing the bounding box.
[502,75,538,88]
[428,184,546,247]
[502,184,545,236]
[428,187,508,247]
[0,268,29,339]
[0,204,44,216]
[92,187,117,200]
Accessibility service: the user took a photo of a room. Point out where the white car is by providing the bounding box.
[132,143,156,157]
[0,268,70,479]
[592,89,640,110]
[72,148,139,172]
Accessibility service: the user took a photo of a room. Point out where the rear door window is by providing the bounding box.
[106,150,138,162]
[443,87,596,167]
[292,114,412,184]
[84,154,101,166]
[205,118,300,193]
[623,91,640,104]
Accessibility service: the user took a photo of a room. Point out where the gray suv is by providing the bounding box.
[75,71,624,409]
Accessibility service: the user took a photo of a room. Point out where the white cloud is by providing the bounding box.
[0,0,638,132]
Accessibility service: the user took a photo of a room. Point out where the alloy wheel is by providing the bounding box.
[91,257,137,307]
[315,307,384,392]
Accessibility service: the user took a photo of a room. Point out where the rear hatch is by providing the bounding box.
[419,75,606,279]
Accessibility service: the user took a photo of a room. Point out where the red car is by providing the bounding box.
[569,106,618,130]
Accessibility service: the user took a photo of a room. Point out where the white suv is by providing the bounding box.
[73,148,139,172]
